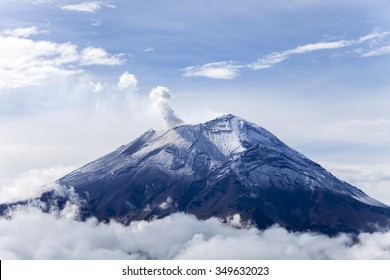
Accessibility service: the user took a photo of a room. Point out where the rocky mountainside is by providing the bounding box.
[47,114,390,234]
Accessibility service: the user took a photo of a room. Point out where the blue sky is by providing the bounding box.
[1,0,390,203]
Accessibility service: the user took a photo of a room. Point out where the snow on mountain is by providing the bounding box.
[62,114,383,204]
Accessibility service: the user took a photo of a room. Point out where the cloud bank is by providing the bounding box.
[0,166,74,204]
[149,86,184,128]
[1,202,390,260]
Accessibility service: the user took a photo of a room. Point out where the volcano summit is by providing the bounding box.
[43,114,390,234]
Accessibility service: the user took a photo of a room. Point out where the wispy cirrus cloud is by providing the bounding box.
[250,31,388,70]
[24,0,52,5]
[249,41,352,70]
[61,1,116,13]
[183,31,389,79]
[0,26,41,38]
[183,61,241,80]
[143,47,154,53]
[0,26,123,89]
[79,47,122,66]
[361,44,390,57]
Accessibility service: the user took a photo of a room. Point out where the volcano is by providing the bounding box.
[44,114,390,234]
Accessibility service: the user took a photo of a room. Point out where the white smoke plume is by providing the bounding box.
[149,86,184,128]
[1,201,390,260]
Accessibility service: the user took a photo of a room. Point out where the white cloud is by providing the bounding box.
[357,32,389,43]
[1,203,390,260]
[250,31,388,70]
[0,166,74,204]
[143,47,154,52]
[61,2,116,13]
[90,81,104,93]
[0,37,80,89]
[184,32,389,78]
[159,196,173,210]
[24,0,52,5]
[0,26,123,89]
[183,61,240,79]
[89,18,102,26]
[249,52,288,70]
[362,44,390,57]
[80,47,122,66]
[149,86,184,128]
[117,71,138,91]
[1,26,40,38]
[291,41,351,53]
[105,4,116,9]
[61,1,103,13]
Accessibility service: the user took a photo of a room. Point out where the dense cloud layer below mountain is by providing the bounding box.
[1,200,390,260]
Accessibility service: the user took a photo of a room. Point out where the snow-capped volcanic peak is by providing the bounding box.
[202,117,245,156]
[193,115,250,156]
[180,114,281,157]
[130,114,270,165]
[49,113,390,235]
[61,114,283,185]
